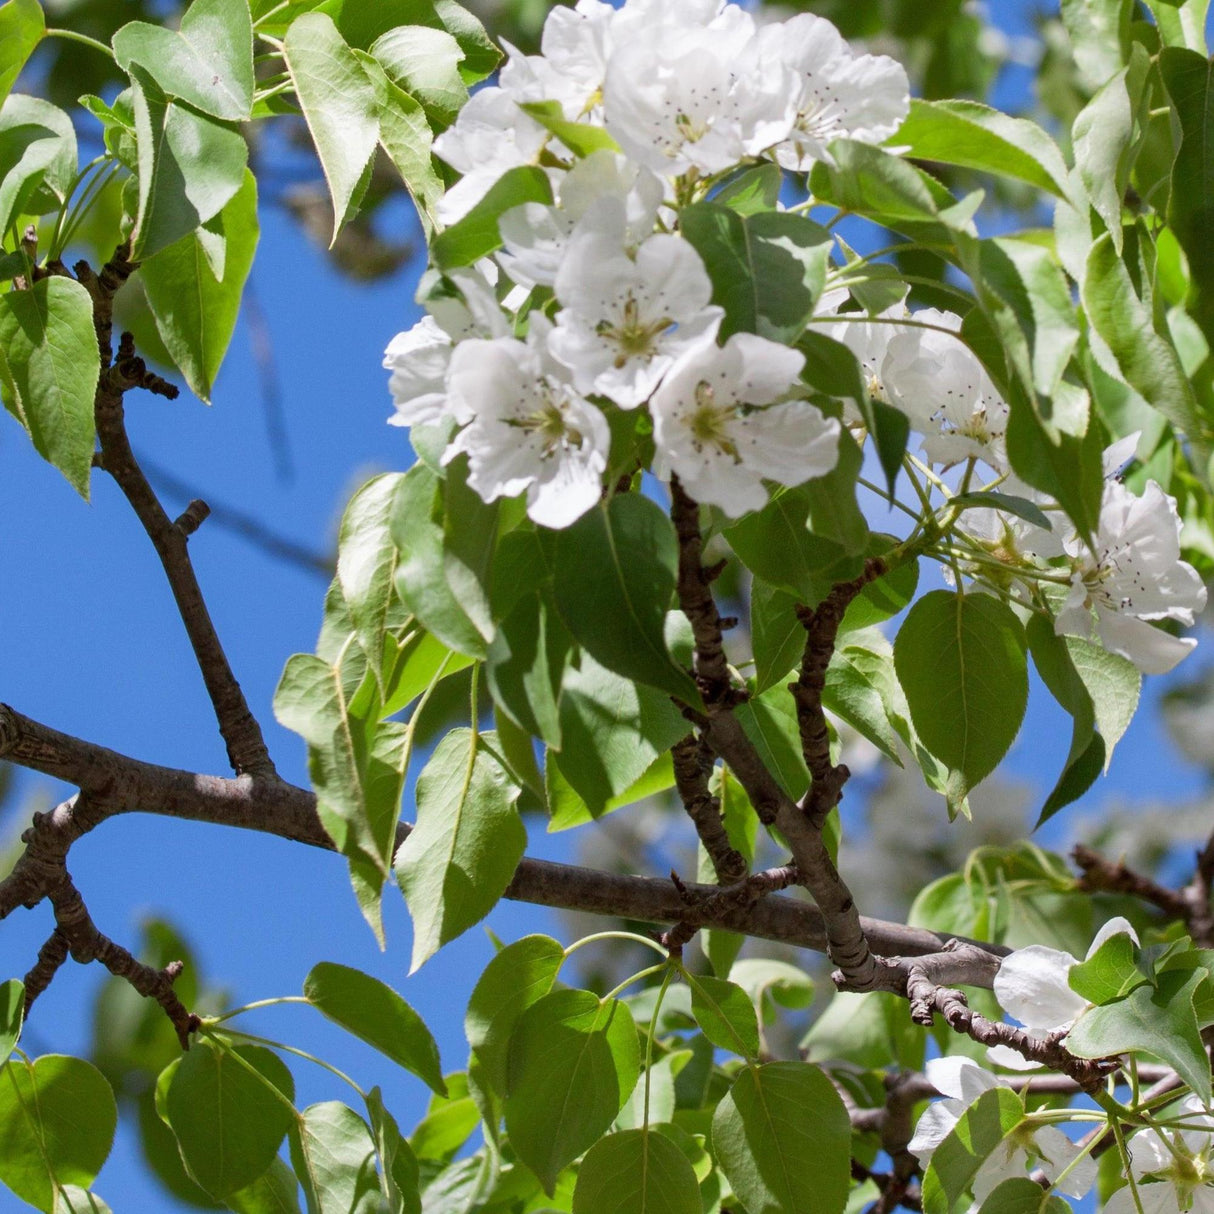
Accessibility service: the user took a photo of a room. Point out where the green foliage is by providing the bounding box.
[303,962,446,1096]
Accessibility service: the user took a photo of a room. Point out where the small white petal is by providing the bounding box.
[993,946,1087,1032]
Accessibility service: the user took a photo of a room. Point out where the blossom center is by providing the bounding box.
[596,297,674,366]
[688,381,741,460]
[511,386,585,456]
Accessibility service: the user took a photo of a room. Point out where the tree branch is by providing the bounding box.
[0,703,1005,971]
[793,557,886,828]
[670,734,748,884]
[667,481,881,986]
[80,246,276,779]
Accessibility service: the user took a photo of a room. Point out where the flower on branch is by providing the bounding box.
[907,1056,1096,1200]
[1056,479,1207,675]
[650,332,840,515]
[1104,1097,1214,1214]
[756,13,910,171]
[443,316,610,528]
[497,151,665,291]
[383,265,510,428]
[989,916,1139,1070]
[550,207,723,408]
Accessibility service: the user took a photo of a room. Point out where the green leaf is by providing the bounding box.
[1146,0,1209,53]
[431,165,553,270]
[504,990,640,1195]
[971,238,1080,408]
[0,0,43,105]
[809,141,963,235]
[0,99,78,225]
[129,66,248,259]
[1068,931,1146,1004]
[711,163,782,216]
[728,959,815,1023]
[289,1102,382,1214]
[303,962,446,1096]
[554,495,698,703]
[0,277,99,497]
[1060,0,1131,92]
[680,203,833,342]
[572,1129,701,1214]
[1072,59,1144,251]
[1004,389,1103,548]
[140,168,259,402]
[725,485,862,605]
[547,656,687,825]
[113,0,254,122]
[0,980,22,1064]
[316,0,499,79]
[284,12,380,241]
[839,537,920,633]
[894,591,1028,795]
[165,1041,295,1199]
[486,592,567,748]
[1160,48,1214,348]
[921,1088,1027,1214]
[365,1089,421,1214]
[1067,968,1212,1102]
[750,580,804,694]
[390,464,489,658]
[337,473,404,687]
[804,429,867,554]
[950,493,1053,532]
[0,1055,117,1212]
[273,654,407,906]
[408,1074,479,1162]
[371,25,467,131]
[735,682,811,799]
[394,728,524,971]
[53,1188,113,1214]
[687,974,760,1061]
[894,100,1068,197]
[1083,233,1208,455]
[801,990,924,1071]
[519,100,620,157]
[977,1178,1068,1214]
[712,1062,850,1214]
[465,935,564,1098]
[822,637,905,766]
[371,68,444,236]
[381,630,474,718]
[225,1157,303,1214]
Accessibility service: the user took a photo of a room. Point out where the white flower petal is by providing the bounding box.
[993,945,1087,1032]
[925,1056,1002,1102]
[1033,1125,1096,1199]
[1087,916,1140,956]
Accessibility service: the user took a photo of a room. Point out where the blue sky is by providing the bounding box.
[0,0,1210,1208]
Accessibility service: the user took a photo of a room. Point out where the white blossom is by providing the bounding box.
[649,332,840,515]
[882,308,1010,470]
[908,1057,1095,1201]
[601,9,795,177]
[755,13,910,172]
[1055,478,1207,675]
[1103,1098,1214,1214]
[497,151,665,290]
[549,216,723,408]
[432,88,548,225]
[989,917,1138,1070]
[383,266,510,427]
[443,317,610,528]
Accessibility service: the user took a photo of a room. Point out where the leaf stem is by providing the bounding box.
[602,962,669,1003]
[563,930,672,963]
[44,28,116,59]
[206,995,310,1024]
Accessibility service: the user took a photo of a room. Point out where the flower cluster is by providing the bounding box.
[384,0,911,526]
[382,0,1202,674]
